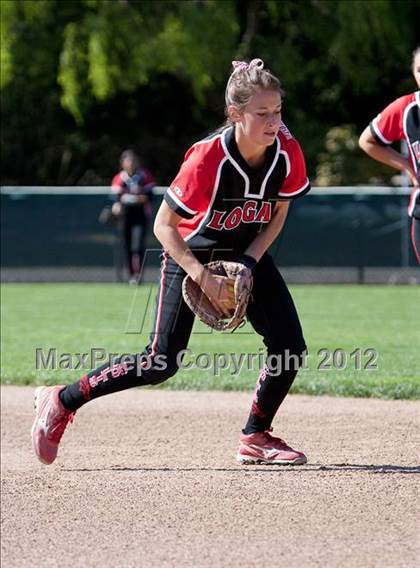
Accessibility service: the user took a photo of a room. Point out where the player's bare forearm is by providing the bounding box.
[154,201,205,283]
[245,201,290,261]
[156,225,205,282]
[154,203,231,310]
[359,127,416,182]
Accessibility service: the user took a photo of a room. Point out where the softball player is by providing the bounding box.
[359,47,420,264]
[32,59,311,466]
[111,150,155,283]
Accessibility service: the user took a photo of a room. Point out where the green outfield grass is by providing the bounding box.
[1,283,419,399]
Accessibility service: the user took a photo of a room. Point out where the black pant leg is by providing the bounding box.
[243,254,306,433]
[123,216,134,275]
[60,253,195,411]
[411,217,420,264]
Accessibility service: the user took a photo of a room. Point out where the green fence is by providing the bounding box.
[1,186,418,283]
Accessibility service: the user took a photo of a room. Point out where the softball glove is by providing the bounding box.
[182,260,253,332]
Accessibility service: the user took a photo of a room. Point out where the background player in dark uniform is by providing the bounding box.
[32,59,311,466]
[359,47,420,264]
[111,150,155,283]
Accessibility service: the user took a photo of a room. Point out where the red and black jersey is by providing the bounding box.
[111,168,155,198]
[164,124,310,252]
[111,168,155,221]
[370,91,420,219]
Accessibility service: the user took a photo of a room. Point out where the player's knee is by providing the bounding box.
[163,360,180,380]
[147,357,180,385]
[266,345,307,373]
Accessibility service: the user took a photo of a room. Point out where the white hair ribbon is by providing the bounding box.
[231,58,264,72]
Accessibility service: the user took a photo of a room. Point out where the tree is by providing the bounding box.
[1,0,419,185]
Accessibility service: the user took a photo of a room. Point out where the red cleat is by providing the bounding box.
[31,386,75,465]
[237,428,307,465]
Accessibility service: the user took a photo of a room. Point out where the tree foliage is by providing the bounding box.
[1,0,419,185]
[56,0,238,120]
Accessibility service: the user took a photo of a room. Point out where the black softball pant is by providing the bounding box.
[61,252,307,432]
[412,217,420,264]
[121,210,148,276]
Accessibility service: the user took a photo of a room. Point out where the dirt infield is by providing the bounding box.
[1,386,419,568]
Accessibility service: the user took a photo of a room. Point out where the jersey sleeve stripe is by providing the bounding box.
[164,192,195,219]
[165,187,198,218]
[370,118,393,145]
[278,178,311,198]
[166,187,197,214]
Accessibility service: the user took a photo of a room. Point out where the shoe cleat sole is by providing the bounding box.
[237,455,307,466]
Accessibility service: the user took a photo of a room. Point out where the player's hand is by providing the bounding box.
[403,164,418,188]
[121,194,137,205]
[112,202,122,216]
[199,269,235,318]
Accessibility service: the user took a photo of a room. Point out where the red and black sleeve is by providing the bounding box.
[164,144,213,219]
